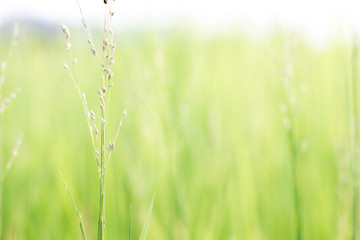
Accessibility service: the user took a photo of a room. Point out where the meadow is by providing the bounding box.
[0,22,355,239]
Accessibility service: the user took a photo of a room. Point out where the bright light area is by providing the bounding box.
[1,0,360,43]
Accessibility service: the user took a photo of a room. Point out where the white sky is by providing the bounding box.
[1,0,360,43]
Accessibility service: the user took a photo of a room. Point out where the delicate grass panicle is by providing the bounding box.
[0,23,23,238]
[61,1,155,239]
[278,34,307,240]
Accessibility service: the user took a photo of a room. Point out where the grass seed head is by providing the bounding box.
[63,63,69,70]
[62,25,70,39]
[107,142,114,152]
[81,17,88,28]
[90,47,97,56]
[90,110,95,120]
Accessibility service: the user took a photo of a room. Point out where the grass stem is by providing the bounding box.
[98,83,107,239]
[351,33,359,240]
[129,205,132,240]
[288,129,302,240]
[59,171,87,240]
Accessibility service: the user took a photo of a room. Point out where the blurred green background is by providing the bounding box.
[0,24,355,239]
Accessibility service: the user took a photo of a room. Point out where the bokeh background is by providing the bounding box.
[1,0,360,239]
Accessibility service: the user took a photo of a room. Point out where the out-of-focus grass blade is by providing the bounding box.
[58,171,87,240]
[139,191,156,240]
[129,204,133,240]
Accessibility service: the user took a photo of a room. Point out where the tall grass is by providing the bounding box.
[0,26,353,238]
[278,34,307,240]
[0,23,22,238]
[350,33,360,240]
[61,1,155,239]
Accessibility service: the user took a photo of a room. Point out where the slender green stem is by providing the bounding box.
[352,34,359,240]
[59,171,87,240]
[139,192,156,240]
[129,205,132,240]
[282,35,302,240]
[98,176,106,240]
[98,94,106,240]
[288,128,301,240]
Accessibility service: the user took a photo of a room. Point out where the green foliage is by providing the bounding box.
[0,29,353,239]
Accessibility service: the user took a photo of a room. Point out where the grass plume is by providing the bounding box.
[61,1,155,239]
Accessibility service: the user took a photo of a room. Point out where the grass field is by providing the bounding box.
[0,24,356,239]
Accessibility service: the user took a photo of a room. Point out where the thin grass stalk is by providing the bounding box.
[63,2,119,239]
[98,4,109,238]
[351,33,360,240]
[62,2,156,239]
[129,205,132,240]
[97,87,106,239]
[279,34,302,240]
[98,126,106,239]
[59,172,87,240]
[139,192,156,240]
[288,128,302,240]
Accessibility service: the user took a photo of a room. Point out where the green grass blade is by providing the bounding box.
[58,171,87,240]
[129,204,133,240]
[139,191,156,240]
